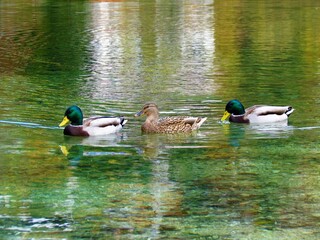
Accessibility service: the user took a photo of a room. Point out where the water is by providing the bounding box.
[1,0,320,239]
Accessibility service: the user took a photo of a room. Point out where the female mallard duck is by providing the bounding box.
[59,105,127,136]
[221,99,294,123]
[135,102,207,133]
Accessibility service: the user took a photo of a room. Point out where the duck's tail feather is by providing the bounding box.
[285,107,294,117]
[193,117,207,130]
[120,117,128,127]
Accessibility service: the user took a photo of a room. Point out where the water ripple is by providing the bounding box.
[0,120,59,130]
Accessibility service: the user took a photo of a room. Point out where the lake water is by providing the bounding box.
[1,0,320,239]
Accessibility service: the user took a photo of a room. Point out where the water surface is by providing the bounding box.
[1,0,320,239]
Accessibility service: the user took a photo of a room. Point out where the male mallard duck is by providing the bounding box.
[59,105,127,136]
[135,102,207,133]
[221,99,294,123]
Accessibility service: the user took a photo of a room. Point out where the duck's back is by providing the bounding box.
[142,116,204,134]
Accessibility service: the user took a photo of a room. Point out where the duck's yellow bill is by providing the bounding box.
[59,145,69,156]
[59,116,70,127]
[221,111,231,121]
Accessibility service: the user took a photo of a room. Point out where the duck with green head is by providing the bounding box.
[59,105,127,136]
[221,99,294,124]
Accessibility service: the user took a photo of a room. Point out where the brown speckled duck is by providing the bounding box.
[221,99,294,124]
[134,102,207,134]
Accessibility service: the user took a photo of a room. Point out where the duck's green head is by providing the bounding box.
[59,105,83,126]
[221,99,245,121]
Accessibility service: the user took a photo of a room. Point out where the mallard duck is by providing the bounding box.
[59,105,127,136]
[221,99,294,123]
[134,102,207,133]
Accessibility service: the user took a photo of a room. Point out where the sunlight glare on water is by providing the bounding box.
[84,1,216,103]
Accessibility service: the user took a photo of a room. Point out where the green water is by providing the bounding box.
[1,0,320,239]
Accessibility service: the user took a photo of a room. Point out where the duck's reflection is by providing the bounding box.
[248,122,294,139]
[62,133,126,147]
[138,132,200,159]
[222,123,245,147]
[136,133,192,237]
[222,121,294,147]
[59,145,84,167]
[59,133,128,166]
[57,133,131,230]
[58,132,201,237]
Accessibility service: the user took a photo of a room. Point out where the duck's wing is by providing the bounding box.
[245,105,294,123]
[246,105,293,116]
[182,117,207,130]
[84,116,127,128]
[157,116,206,133]
[159,116,193,125]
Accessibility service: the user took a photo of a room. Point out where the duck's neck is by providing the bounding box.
[71,118,83,126]
[146,113,159,123]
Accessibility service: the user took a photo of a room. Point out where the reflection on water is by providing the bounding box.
[248,123,294,139]
[221,122,295,149]
[1,0,320,239]
[0,120,59,130]
[86,1,216,102]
